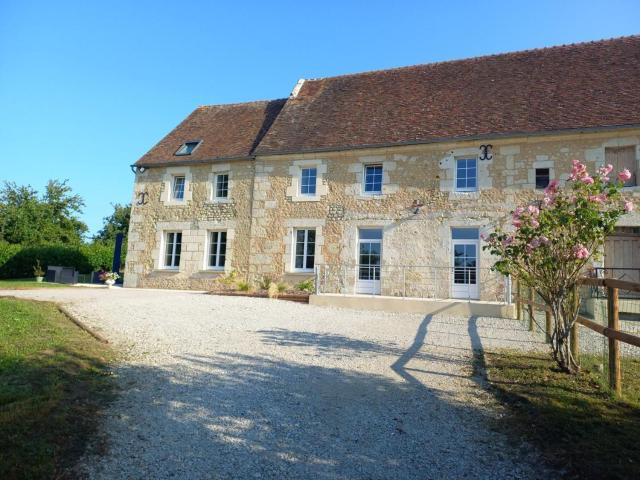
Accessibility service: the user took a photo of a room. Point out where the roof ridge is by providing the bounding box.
[304,34,640,82]
[196,98,286,109]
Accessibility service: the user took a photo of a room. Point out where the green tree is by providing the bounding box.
[0,180,87,245]
[94,203,130,244]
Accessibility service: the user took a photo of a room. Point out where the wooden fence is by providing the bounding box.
[514,277,640,396]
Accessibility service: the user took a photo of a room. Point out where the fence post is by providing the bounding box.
[516,279,522,321]
[545,309,552,344]
[607,286,622,397]
[570,288,580,363]
[528,286,535,332]
[402,266,406,298]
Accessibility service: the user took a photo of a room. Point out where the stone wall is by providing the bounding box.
[125,129,640,299]
[125,160,254,290]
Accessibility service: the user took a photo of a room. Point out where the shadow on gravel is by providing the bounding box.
[85,315,550,479]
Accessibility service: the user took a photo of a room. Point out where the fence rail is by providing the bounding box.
[514,277,640,397]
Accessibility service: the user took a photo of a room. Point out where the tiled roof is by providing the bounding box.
[255,36,640,155]
[136,99,286,166]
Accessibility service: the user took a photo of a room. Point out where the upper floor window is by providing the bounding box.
[164,232,182,269]
[535,168,550,189]
[300,168,317,195]
[455,158,477,192]
[208,231,227,269]
[172,176,185,200]
[364,164,383,194]
[606,146,637,187]
[214,173,229,199]
[294,229,315,271]
[175,141,200,156]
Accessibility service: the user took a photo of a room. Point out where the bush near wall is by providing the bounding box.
[0,242,119,279]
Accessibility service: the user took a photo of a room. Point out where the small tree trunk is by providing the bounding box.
[550,299,580,373]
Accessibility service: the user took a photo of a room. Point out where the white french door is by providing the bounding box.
[356,229,382,295]
[451,238,479,299]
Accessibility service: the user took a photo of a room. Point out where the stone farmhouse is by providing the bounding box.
[125,36,640,309]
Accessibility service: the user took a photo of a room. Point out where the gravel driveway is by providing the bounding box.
[2,287,554,479]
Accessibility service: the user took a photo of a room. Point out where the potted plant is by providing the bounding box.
[33,260,45,283]
[104,272,120,288]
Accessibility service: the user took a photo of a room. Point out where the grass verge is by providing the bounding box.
[0,297,115,479]
[0,279,69,290]
[485,350,640,480]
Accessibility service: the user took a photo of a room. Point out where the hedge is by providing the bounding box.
[0,242,122,279]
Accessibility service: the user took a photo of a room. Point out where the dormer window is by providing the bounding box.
[175,141,201,156]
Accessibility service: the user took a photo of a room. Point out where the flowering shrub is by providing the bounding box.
[103,272,120,282]
[484,161,634,372]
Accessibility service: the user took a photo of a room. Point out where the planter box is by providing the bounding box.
[208,291,310,304]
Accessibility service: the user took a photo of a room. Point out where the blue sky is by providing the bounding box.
[1,0,639,236]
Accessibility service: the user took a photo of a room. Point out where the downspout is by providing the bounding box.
[245,157,257,283]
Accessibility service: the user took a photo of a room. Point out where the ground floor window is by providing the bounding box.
[164,232,182,268]
[535,168,550,189]
[294,229,315,271]
[208,231,227,269]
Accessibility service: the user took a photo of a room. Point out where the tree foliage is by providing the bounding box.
[484,162,634,373]
[0,180,87,245]
[94,203,130,244]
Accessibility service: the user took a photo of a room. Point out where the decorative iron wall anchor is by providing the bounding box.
[479,144,493,161]
[136,191,149,206]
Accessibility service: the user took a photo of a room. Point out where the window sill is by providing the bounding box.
[198,269,225,273]
[154,268,180,273]
[290,195,321,202]
[288,270,315,275]
[357,193,385,200]
[208,198,231,204]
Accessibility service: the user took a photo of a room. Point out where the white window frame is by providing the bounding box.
[363,164,383,195]
[293,228,316,272]
[214,173,229,200]
[163,231,182,269]
[172,175,186,200]
[300,167,317,196]
[207,230,227,270]
[454,158,478,192]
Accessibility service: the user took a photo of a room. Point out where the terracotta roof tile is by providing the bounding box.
[255,36,640,155]
[136,99,286,166]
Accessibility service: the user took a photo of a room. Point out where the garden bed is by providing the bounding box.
[207,290,310,303]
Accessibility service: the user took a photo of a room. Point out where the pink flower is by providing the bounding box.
[513,207,525,218]
[542,196,553,207]
[598,164,614,177]
[530,219,540,228]
[625,201,634,212]
[581,176,594,185]
[502,236,514,246]
[569,160,588,181]
[527,205,540,217]
[539,235,550,245]
[544,179,560,195]
[588,194,606,203]
[618,169,632,182]
[529,238,541,249]
[513,219,522,228]
[573,244,590,259]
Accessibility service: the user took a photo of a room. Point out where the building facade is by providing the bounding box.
[124,37,640,301]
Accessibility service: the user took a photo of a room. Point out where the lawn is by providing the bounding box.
[0,297,114,479]
[0,279,69,290]
[485,350,640,480]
